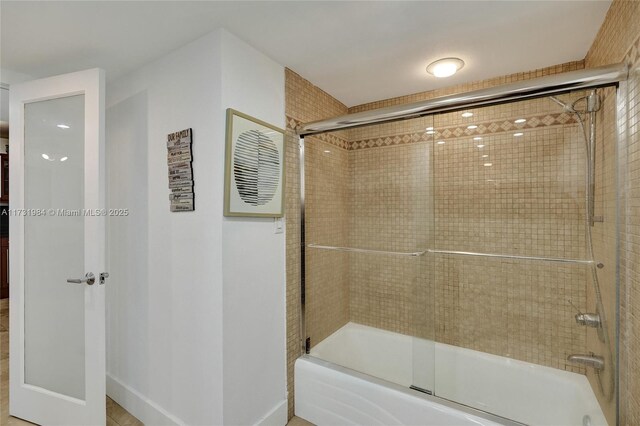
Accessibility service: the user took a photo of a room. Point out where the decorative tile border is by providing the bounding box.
[286,115,350,150]
[290,111,578,152]
[348,112,578,150]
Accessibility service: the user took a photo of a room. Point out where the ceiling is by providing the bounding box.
[1,1,611,107]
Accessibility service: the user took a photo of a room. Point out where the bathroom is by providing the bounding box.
[0,1,638,425]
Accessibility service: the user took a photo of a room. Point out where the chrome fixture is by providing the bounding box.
[568,299,605,341]
[67,272,95,285]
[428,249,593,265]
[308,245,595,263]
[296,62,627,136]
[308,243,426,257]
[567,354,605,372]
[575,312,602,329]
[551,90,602,227]
[99,272,109,285]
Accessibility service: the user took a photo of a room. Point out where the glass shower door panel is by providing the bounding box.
[430,92,615,425]
[303,113,436,395]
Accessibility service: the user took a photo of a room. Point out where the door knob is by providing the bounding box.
[67,272,95,285]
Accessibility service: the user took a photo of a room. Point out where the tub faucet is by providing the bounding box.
[567,354,604,371]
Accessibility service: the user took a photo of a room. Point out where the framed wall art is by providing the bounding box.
[224,108,285,217]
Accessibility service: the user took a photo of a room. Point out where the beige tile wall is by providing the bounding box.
[284,69,349,419]
[305,138,350,345]
[348,142,433,339]
[584,1,640,424]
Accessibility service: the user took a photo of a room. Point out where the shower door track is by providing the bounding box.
[296,62,627,136]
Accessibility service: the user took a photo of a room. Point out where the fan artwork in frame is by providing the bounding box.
[224,109,285,217]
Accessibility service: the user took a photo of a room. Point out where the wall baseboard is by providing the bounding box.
[106,373,185,426]
[254,399,288,426]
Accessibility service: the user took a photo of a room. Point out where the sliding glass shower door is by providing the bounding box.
[301,86,618,426]
[429,90,617,426]
[303,116,436,395]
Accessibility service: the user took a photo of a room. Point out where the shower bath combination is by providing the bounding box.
[294,63,627,425]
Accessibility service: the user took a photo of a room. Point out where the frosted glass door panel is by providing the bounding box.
[24,95,85,400]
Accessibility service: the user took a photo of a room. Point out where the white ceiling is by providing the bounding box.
[0,1,611,107]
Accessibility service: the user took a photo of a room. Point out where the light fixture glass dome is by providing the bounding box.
[426,57,465,78]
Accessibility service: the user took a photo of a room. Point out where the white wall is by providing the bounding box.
[106,31,224,425]
[105,29,286,425]
[0,68,34,85]
[1,68,35,150]
[220,30,287,426]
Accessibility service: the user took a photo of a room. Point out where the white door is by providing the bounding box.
[8,69,106,425]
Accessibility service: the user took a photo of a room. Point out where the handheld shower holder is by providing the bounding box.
[575,312,601,329]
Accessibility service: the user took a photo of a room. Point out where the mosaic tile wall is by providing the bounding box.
[284,69,349,419]
[348,141,433,339]
[584,0,640,424]
[304,138,350,345]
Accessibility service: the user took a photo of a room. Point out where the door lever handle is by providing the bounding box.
[67,272,95,285]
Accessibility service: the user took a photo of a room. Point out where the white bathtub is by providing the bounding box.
[295,322,608,426]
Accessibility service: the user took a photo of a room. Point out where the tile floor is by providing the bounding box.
[0,298,142,426]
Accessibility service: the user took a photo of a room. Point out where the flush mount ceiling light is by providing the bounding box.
[514,132,524,137]
[57,124,70,129]
[426,57,465,78]
[461,112,474,118]
[514,118,527,124]
[467,125,478,130]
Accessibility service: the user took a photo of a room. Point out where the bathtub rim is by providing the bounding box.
[297,354,525,426]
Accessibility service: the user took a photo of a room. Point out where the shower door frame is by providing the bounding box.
[296,62,628,424]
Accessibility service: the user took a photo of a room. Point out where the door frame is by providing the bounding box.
[9,68,106,425]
